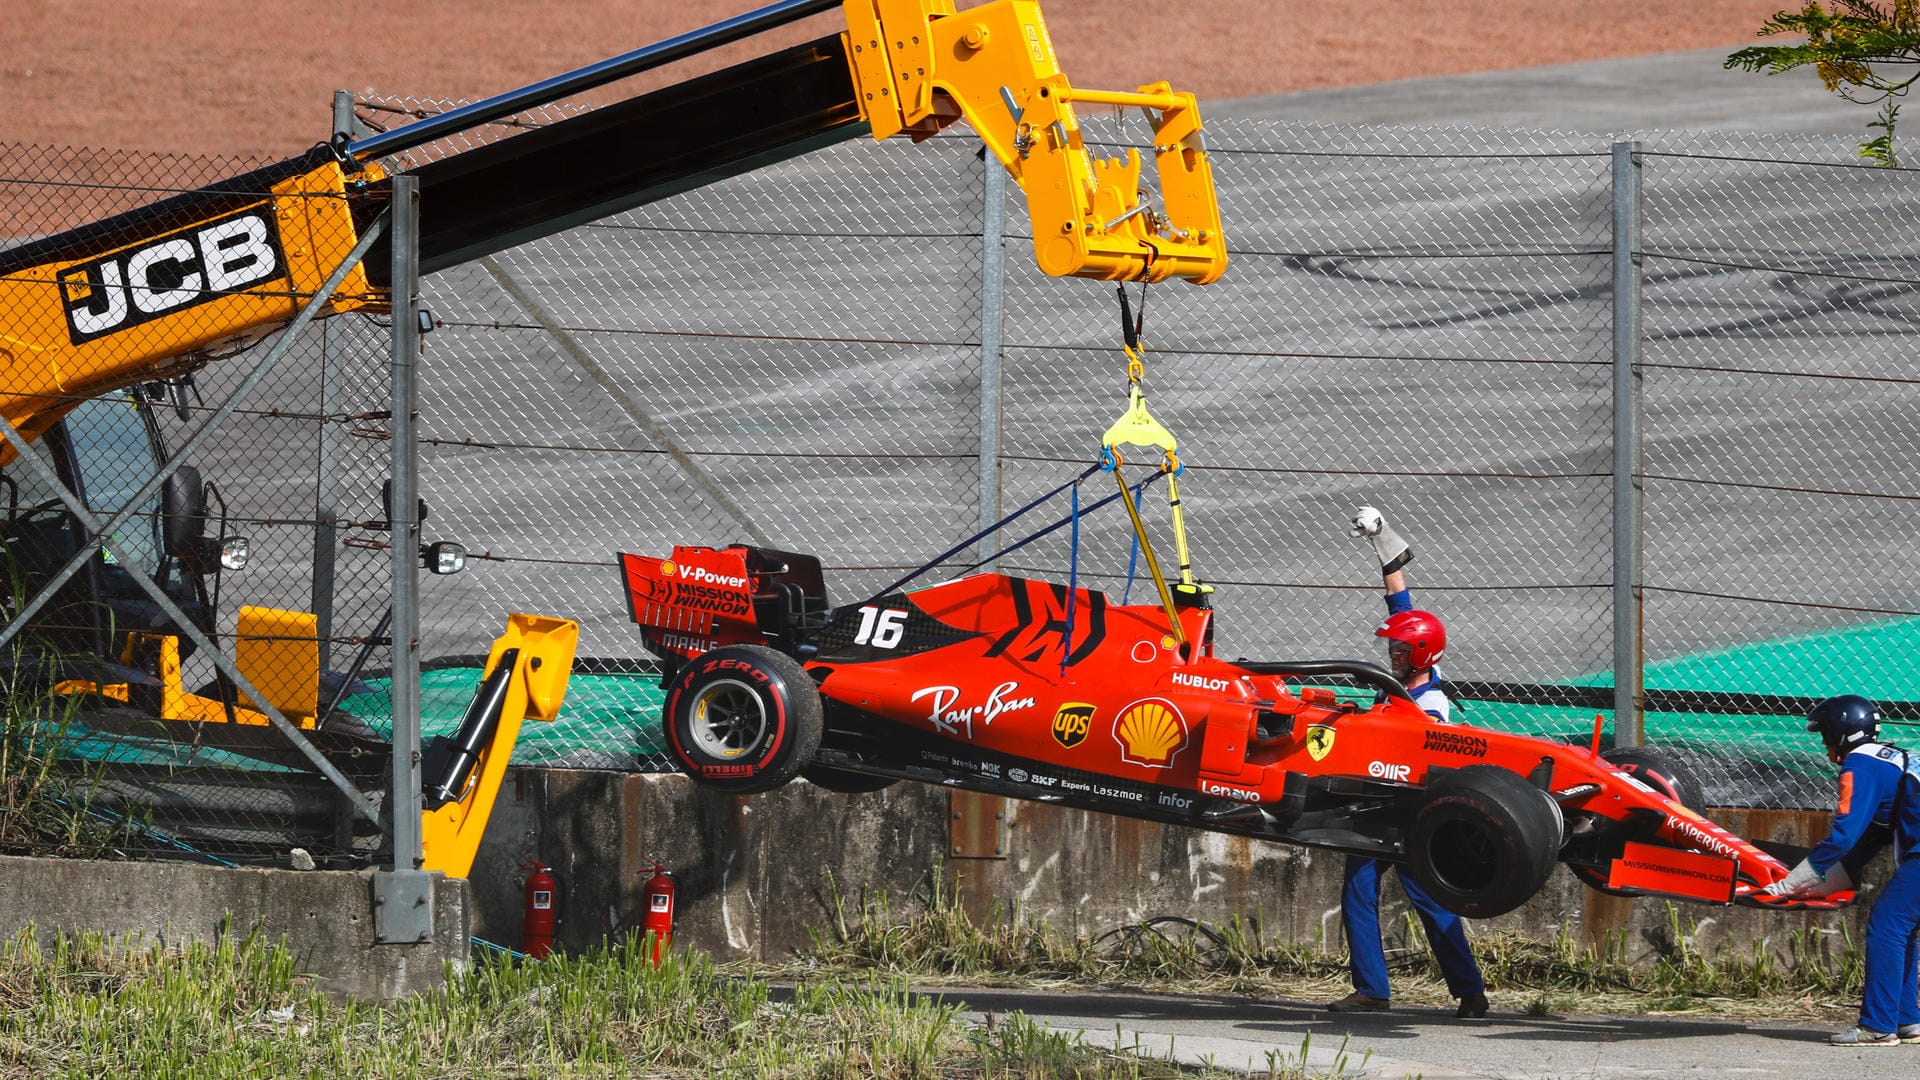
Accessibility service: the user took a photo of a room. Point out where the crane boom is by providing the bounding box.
[1,0,1226,448]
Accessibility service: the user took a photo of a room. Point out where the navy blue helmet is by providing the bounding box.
[1806,694,1881,757]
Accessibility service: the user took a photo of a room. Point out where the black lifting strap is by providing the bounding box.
[1116,282,1147,355]
[851,463,1165,611]
[854,461,1101,607]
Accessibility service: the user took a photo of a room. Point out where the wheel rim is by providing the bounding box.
[687,678,770,759]
[1428,817,1499,895]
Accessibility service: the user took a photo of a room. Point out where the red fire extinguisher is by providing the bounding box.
[642,860,676,965]
[521,860,559,960]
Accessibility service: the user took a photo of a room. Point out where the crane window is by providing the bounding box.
[65,394,163,578]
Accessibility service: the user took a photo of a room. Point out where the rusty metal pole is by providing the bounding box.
[1612,141,1645,748]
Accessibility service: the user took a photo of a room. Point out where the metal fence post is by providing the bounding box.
[314,316,339,673]
[1612,140,1645,748]
[315,91,373,670]
[377,173,433,944]
[977,156,1006,567]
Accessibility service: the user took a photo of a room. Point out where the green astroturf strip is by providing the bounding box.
[344,667,669,764]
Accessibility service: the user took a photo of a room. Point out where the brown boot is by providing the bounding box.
[1326,992,1390,1013]
[1455,991,1489,1019]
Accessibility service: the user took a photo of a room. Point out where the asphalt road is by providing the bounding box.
[1212,46,1865,132]
[926,984,1905,1080]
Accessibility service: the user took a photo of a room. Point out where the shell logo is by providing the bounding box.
[659,560,678,577]
[1113,698,1187,768]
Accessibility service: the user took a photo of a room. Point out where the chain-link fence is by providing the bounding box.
[5,103,1916,865]
[389,106,1919,808]
[0,139,396,865]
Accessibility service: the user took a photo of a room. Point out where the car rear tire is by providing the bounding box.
[1571,745,1708,896]
[663,645,822,794]
[802,764,898,794]
[1405,764,1563,919]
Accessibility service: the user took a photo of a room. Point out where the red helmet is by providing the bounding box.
[1376,609,1446,669]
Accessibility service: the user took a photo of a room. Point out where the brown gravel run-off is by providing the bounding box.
[6,1,1788,158]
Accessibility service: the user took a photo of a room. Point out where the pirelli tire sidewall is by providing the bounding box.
[1405,764,1564,919]
[663,645,823,795]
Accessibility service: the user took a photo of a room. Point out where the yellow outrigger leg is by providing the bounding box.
[421,613,579,879]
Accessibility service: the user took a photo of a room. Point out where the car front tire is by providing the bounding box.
[1405,764,1563,918]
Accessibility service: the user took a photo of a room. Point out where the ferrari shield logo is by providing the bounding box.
[1052,703,1095,748]
[1306,725,1336,761]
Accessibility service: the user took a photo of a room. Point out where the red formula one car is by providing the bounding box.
[619,543,1848,917]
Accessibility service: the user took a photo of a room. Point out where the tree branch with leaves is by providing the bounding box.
[1726,1,1920,165]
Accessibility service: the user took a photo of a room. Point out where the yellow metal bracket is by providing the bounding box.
[842,0,1227,285]
[1101,384,1177,465]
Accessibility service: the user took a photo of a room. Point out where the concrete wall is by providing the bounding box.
[0,774,1864,1004]
[0,856,470,1001]
[469,769,1869,974]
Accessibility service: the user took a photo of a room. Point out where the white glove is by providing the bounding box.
[1802,860,1854,898]
[1347,505,1412,573]
[1760,857,1825,897]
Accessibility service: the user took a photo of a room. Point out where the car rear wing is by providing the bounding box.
[619,544,832,663]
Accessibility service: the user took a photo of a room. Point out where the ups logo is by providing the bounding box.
[1051,703,1095,748]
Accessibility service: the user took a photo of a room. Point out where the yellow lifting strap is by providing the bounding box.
[1106,451,1181,646]
[1102,362,1207,648]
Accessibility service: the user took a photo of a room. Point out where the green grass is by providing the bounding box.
[778,869,1867,1022]
[0,925,1298,1080]
[0,872,1866,1079]
[0,650,143,859]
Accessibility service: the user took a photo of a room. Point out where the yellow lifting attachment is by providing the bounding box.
[1099,286,1210,647]
[52,610,577,880]
[844,0,1227,285]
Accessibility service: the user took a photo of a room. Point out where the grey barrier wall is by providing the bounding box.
[4,103,1917,870]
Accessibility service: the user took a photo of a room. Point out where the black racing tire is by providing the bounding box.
[1599,745,1704,811]
[802,764,899,794]
[1404,764,1563,919]
[1571,745,1708,896]
[662,645,822,794]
